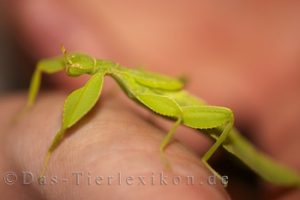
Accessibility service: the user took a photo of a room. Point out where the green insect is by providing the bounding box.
[27,47,300,186]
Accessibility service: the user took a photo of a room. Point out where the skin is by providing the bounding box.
[0,94,229,200]
[2,0,300,199]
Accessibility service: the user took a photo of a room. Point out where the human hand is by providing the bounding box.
[0,93,229,200]
[2,1,300,199]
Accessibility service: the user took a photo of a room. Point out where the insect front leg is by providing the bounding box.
[27,57,65,108]
[40,72,105,177]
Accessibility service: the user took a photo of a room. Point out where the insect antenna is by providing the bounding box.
[61,45,68,60]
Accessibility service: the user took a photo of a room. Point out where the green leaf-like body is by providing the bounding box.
[26,50,300,186]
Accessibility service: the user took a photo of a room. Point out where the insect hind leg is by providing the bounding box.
[201,121,233,181]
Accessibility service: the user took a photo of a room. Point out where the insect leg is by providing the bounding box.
[40,129,65,178]
[159,116,182,153]
[158,117,183,170]
[201,121,233,180]
[27,57,65,108]
[134,93,183,169]
[181,105,233,179]
[40,72,104,177]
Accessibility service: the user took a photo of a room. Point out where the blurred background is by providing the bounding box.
[0,4,31,94]
[1,1,300,199]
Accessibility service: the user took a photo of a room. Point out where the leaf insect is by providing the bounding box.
[26,47,300,186]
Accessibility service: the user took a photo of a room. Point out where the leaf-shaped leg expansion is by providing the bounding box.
[40,72,105,177]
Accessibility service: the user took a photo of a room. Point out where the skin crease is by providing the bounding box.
[1,0,300,199]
